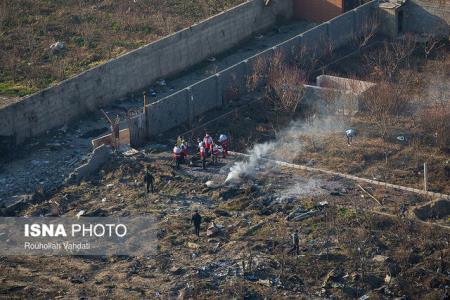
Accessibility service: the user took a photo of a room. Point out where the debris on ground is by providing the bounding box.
[65,144,111,184]
[49,41,65,53]
[206,222,222,237]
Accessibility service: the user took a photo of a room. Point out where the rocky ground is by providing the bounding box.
[0,147,448,299]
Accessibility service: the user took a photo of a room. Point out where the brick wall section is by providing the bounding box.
[0,0,293,146]
[294,0,344,22]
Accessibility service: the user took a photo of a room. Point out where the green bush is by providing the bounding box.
[0,82,38,97]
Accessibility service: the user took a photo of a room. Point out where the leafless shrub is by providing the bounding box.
[295,43,319,79]
[362,81,411,138]
[0,0,8,24]
[199,0,210,18]
[246,55,268,92]
[419,103,450,150]
[353,15,379,49]
[152,11,174,35]
[247,50,307,113]
[266,58,307,114]
[422,34,445,60]
[363,36,416,81]
[319,33,336,60]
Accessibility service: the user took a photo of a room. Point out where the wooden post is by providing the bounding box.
[142,91,149,139]
[423,162,427,191]
[143,91,148,115]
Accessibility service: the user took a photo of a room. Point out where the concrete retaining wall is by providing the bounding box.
[327,11,354,49]
[190,76,221,117]
[301,22,329,57]
[403,0,450,36]
[316,75,376,93]
[137,1,380,142]
[219,61,249,100]
[147,89,190,136]
[302,85,359,116]
[0,0,293,145]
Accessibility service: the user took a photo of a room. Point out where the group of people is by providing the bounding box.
[172,136,189,168]
[172,132,229,169]
[197,133,229,169]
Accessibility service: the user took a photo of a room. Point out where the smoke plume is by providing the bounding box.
[225,116,347,183]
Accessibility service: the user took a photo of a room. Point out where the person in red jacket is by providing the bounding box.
[180,140,188,163]
[203,133,213,157]
[173,145,182,168]
[218,134,229,158]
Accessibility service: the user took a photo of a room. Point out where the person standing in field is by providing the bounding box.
[191,210,202,237]
[144,166,155,193]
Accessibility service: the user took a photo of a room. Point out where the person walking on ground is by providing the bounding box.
[144,166,155,193]
[291,229,300,255]
[191,210,202,237]
[346,129,356,146]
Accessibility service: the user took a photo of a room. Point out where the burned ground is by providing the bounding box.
[0,140,448,299]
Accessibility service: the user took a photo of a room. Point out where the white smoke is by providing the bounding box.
[225,116,347,183]
[225,142,275,183]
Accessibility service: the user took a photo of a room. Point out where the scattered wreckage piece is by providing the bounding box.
[65,144,111,185]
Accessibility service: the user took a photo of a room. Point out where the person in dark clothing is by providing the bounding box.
[291,229,300,255]
[399,203,407,218]
[191,210,202,237]
[144,167,155,193]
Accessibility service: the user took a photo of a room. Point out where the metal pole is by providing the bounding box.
[423,162,427,191]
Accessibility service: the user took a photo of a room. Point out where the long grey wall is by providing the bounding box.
[0,0,293,146]
[403,0,450,35]
[138,0,380,144]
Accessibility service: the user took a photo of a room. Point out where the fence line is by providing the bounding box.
[228,151,450,200]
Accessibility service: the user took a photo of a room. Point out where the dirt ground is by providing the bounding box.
[0,147,448,299]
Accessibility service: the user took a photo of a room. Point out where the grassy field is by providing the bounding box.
[0,0,244,101]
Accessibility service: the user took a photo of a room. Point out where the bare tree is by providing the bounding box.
[419,102,450,150]
[246,55,268,93]
[362,82,397,139]
[266,61,307,114]
[422,34,443,60]
[247,50,307,114]
[363,36,416,82]
[295,43,319,79]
